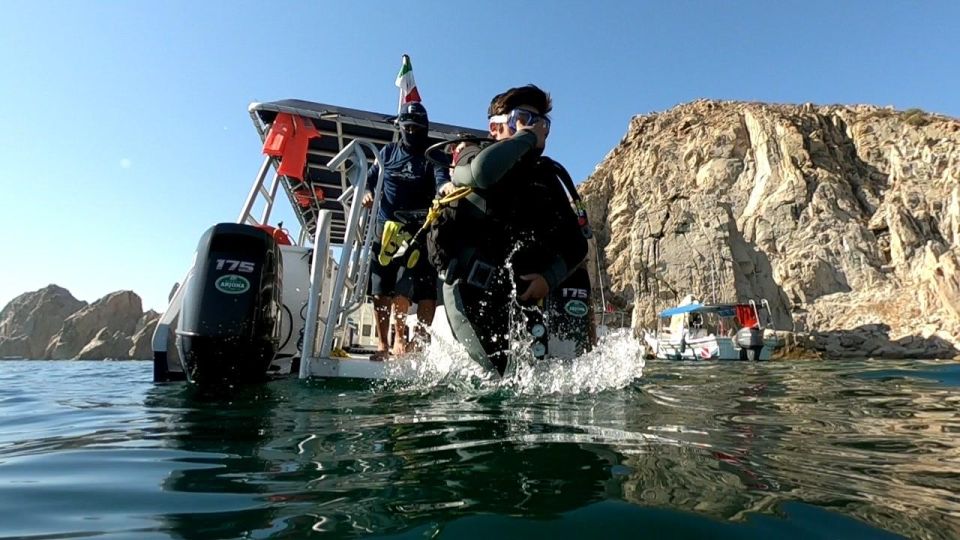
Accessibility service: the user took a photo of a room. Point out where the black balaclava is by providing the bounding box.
[400,125,429,152]
[398,102,429,153]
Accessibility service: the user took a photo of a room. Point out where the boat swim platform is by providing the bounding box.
[305,354,420,381]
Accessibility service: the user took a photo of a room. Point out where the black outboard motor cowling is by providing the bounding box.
[177,223,283,383]
[736,326,764,362]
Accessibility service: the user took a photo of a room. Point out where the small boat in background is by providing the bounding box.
[644,296,778,361]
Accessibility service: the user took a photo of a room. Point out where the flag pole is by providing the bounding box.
[397,54,409,114]
[395,54,421,113]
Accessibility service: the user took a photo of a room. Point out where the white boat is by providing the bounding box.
[151,100,486,383]
[644,298,778,361]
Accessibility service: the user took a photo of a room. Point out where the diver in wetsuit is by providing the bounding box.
[437,84,589,375]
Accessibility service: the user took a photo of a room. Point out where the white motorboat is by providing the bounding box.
[644,298,779,361]
[151,100,485,383]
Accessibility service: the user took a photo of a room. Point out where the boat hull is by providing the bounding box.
[644,332,777,361]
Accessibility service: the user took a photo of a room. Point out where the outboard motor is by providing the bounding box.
[177,223,283,383]
[736,326,764,362]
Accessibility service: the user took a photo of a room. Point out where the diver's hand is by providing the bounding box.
[519,274,549,302]
[516,119,548,149]
[438,182,455,197]
[362,190,373,208]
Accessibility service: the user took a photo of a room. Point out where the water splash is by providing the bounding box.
[379,238,645,393]
[380,328,501,391]
[503,329,645,395]
[381,328,645,396]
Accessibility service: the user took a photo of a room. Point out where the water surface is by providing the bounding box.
[1,345,958,539]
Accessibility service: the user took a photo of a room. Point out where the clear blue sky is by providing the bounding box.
[1,1,958,312]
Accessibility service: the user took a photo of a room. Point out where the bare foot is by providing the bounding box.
[391,343,408,357]
[370,350,391,362]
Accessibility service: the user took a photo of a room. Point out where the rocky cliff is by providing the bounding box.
[580,101,960,359]
[0,285,159,360]
[0,285,86,358]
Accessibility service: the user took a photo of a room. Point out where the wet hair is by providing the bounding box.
[487,84,552,118]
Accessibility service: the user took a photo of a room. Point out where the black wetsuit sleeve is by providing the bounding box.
[452,131,537,189]
[541,240,587,292]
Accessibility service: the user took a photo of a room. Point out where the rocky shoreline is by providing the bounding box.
[581,100,960,360]
[0,285,158,360]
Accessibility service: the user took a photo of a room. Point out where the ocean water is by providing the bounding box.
[1,343,958,539]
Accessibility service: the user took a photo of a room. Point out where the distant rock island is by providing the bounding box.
[0,285,158,360]
[581,100,960,359]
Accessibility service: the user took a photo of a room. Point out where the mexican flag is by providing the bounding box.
[395,54,421,111]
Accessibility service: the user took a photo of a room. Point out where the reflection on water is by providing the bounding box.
[627,363,960,539]
[0,357,958,539]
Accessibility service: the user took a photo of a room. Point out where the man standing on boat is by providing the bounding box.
[435,84,590,374]
[362,102,449,359]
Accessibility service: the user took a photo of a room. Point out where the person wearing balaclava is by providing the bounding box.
[362,102,449,360]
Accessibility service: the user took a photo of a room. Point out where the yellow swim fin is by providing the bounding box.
[378,220,412,266]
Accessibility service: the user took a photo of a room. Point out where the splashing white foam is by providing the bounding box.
[503,329,645,395]
[381,327,645,396]
[380,328,499,391]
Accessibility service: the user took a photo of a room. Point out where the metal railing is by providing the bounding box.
[153,111,388,380]
[237,155,283,228]
[153,155,286,379]
[298,210,332,377]
[298,139,383,378]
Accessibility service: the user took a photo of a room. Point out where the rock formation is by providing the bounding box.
[129,310,160,360]
[0,285,86,358]
[46,290,144,359]
[0,286,158,360]
[580,101,960,359]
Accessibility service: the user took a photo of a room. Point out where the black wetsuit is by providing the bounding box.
[440,131,588,374]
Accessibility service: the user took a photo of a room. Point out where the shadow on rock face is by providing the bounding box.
[809,323,959,359]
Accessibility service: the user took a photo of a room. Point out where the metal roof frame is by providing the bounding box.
[248,99,487,245]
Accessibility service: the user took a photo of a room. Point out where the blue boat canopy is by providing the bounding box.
[658,303,738,317]
[659,303,704,317]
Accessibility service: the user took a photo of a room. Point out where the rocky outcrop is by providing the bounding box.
[580,101,960,358]
[46,291,144,359]
[0,286,155,360]
[129,310,160,360]
[0,285,86,358]
[77,328,135,360]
